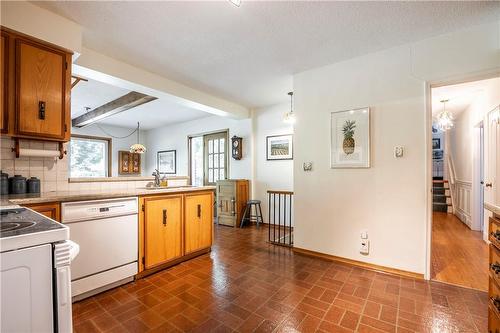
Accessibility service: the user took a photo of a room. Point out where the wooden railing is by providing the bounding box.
[267,190,294,247]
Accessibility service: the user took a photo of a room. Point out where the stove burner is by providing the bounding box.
[0,221,36,233]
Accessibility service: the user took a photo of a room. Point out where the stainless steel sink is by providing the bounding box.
[141,185,195,190]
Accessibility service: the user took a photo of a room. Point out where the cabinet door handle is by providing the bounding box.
[39,101,46,120]
[163,209,167,226]
[197,204,201,218]
[231,197,236,216]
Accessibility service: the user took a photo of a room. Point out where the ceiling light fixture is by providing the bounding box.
[229,0,241,7]
[437,99,453,131]
[130,122,147,154]
[284,91,296,125]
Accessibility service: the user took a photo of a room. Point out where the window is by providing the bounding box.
[69,135,111,178]
[189,130,228,186]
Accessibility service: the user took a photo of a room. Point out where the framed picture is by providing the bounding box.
[119,151,141,175]
[432,138,441,150]
[266,134,293,160]
[331,107,370,168]
[157,150,176,174]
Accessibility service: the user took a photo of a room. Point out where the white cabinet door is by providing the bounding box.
[1,244,54,333]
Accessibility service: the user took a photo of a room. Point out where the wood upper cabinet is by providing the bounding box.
[25,202,61,222]
[1,27,72,141]
[16,39,68,139]
[184,192,213,254]
[144,195,183,269]
[1,32,8,133]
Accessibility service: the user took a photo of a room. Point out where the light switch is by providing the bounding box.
[394,146,404,158]
[303,162,313,171]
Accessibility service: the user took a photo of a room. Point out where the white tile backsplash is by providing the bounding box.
[1,137,179,194]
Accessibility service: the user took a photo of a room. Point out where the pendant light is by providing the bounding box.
[284,91,296,124]
[130,122,147,154]
[437,99,453,131]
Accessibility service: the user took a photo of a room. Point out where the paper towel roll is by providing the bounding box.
[19,148,60,158]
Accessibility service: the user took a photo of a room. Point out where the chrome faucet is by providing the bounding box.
[152,169,161,187]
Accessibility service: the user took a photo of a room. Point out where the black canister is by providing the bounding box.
[0,171,8,195]
[9,175,27,194]
[27,177,41,194]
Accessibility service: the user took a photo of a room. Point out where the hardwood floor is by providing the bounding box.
[431,212,488,291]
[73,224,487,332]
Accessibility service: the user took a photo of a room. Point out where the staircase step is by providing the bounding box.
[433,202,451,212]
[433,195,447,203]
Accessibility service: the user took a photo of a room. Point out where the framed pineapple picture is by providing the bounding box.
[330,107,370,168]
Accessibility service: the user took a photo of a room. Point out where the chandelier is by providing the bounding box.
[437,99,453,131]
[283,91,296,124]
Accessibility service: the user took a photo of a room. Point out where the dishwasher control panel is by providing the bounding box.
[61,197,138,223]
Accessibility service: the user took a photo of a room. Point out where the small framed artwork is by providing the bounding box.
[266,134,293,160]
[432,138,441,150]
[331,107,370,168]
[157,150,176,174]
[119,151,141,174]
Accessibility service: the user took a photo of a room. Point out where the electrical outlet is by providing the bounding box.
[360,240,369,255]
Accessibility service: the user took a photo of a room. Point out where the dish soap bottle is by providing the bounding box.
[161,175,168,187]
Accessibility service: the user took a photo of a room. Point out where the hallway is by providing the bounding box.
[431,212,488,291]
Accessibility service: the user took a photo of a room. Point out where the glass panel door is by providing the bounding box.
[204,132,228,185]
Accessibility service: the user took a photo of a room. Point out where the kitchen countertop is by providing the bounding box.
[485,202,500,216]
[0,186,216,206]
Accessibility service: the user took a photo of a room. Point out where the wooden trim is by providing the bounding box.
[71,134,112,177]
[14,37,68,140]
[293,247,424,279]
[267,190,294,195]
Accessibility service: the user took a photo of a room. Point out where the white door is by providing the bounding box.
[1,244,54,333]
[484,106,499,239]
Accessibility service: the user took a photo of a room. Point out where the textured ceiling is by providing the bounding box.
[34,1,500,108]
[72,79,209,129]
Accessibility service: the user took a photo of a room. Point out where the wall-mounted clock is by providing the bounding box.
[231,136,242,160]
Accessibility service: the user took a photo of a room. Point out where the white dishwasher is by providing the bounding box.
[62,197,138,300]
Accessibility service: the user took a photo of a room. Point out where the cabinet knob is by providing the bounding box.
[485,182,493,188]
[162,209,167,226]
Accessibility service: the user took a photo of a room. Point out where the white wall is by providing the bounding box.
[1,1,82,54]
[145,116,252,181]
[293,21,500,275]
[72,124,148,177]
[252,103,294,222]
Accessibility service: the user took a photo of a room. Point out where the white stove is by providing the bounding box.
[0,206,78,333]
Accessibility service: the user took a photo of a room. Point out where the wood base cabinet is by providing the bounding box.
[139,190,214,275]
[185,192,213,254]
[24,202,60,222]
[143,195,183,270]
[489,215,500,332]
[216,179,249,227]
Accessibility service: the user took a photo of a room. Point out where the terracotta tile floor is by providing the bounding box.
[73,225,488,332]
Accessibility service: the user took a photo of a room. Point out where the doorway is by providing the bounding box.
[429,77,499,291]
[188,130,229,186]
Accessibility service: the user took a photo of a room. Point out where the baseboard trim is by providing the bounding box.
[293,247,424,280]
